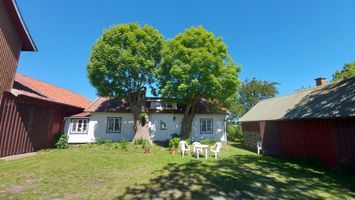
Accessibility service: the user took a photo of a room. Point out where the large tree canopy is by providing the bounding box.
[236,78,278,116]
[158,26,240,138]
[87,23,163,142]
[331,62,355,83]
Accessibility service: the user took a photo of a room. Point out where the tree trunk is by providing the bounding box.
[180,96,200,139]
[129,88,151,143]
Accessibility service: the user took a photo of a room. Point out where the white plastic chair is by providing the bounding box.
[210,142,222,158]
[257,141,262,154]
[192,142,203,159]
[179,141,190,156]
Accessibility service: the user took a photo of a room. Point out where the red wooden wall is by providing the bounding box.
[0,92,83,157]
[280,120,336,166]
[0,0,22,101]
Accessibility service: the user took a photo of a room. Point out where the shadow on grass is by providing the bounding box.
[116,146,355,199]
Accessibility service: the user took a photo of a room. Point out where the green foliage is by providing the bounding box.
[157,25,240,110]
[96,137,106,145]
[141,139,152,150]
[139,112,148,122]
[331,62,355,83]
[120,139,129,151]
[169,137,180,150]
[87,23,163,98]
[171,133,179,138]
[235,78,278,117]
[134,137,144,145]
[54,133,69,149]
[200,138,217,145]
[185,138,192,145]
[226,124,243,142]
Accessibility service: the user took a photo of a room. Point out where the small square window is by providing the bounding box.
[200,118,213,134]
[107,117,121,133]
[160,120,167,130]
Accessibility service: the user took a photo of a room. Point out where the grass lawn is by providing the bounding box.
[0,143,354,199]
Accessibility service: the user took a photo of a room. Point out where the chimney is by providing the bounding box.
[315,77,327,87]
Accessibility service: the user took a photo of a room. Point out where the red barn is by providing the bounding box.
[0,0,37,102]
[240,77,355,168]
[0,74,91,157]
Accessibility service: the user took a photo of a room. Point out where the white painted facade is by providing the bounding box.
[64,112,227,143]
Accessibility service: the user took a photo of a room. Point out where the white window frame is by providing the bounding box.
[70,118,88,134]
[106,117,122,133]
[200,118,213,134]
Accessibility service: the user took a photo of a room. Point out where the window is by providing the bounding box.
[71,119,88,134]
[161,102,174,109]
[107,117,121,133]
[200,118,213,134]
[160,120,167,130]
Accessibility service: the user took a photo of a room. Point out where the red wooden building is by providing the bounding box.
[240,78,355,168]
[0,0,37,102]
[0,74,91,157]
[0,0,91,157]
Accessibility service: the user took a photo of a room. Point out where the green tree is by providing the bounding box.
[237,78,278,116]
[87,23,163,142]
[331,62,355,83]
[158,26,240,138]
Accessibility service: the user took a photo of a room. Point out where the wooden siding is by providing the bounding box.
[0,0,22,101]
[280,120,337,166]
[0,92,83,157]
[333,119,355,168]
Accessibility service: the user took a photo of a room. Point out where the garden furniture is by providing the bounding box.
[210,142,222,158]
[179,141,190,156]
[257,141,262,154]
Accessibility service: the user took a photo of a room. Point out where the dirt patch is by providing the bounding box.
[5,185,32,193]
[90,178,105,186]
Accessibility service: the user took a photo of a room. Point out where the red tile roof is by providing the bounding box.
[85,97,227,114]
[13,73,91,109]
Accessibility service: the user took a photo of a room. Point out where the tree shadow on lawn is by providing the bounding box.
[116,149,355,200]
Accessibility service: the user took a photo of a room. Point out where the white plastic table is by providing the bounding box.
[200,144,209,159]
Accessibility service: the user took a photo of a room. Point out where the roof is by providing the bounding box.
[3,0,37,51]
[84,97,227,114]
[12,73,91,109]
[239,77,355,122]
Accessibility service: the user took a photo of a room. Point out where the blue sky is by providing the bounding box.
[17,0,355,100]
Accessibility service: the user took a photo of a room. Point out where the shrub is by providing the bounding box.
[185,138,192,145]
[227,124,243,142]
[134,137,144,145]
[54,133,69,149]
[141,139,151,150]
[171,133,179,138]
[120,139,129,151]
[96,137,106,145]
[169,137,180,150]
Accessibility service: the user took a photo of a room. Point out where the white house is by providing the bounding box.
[64,97,228,143]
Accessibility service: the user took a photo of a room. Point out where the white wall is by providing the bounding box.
[149,113,183,141]
[65,112,226,143]
[64,117,95,143]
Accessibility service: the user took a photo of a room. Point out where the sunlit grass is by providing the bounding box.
[0,143,354,199]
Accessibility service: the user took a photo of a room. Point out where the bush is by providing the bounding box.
[141,139,151,150]
[120,139,129,151]
[171,133,179,138]
[134,137,144,145]
[54,133,69,149]
[96,137,106,145]
[227,124,243,142]
[200,138,216,145]
[169,137,180,150]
